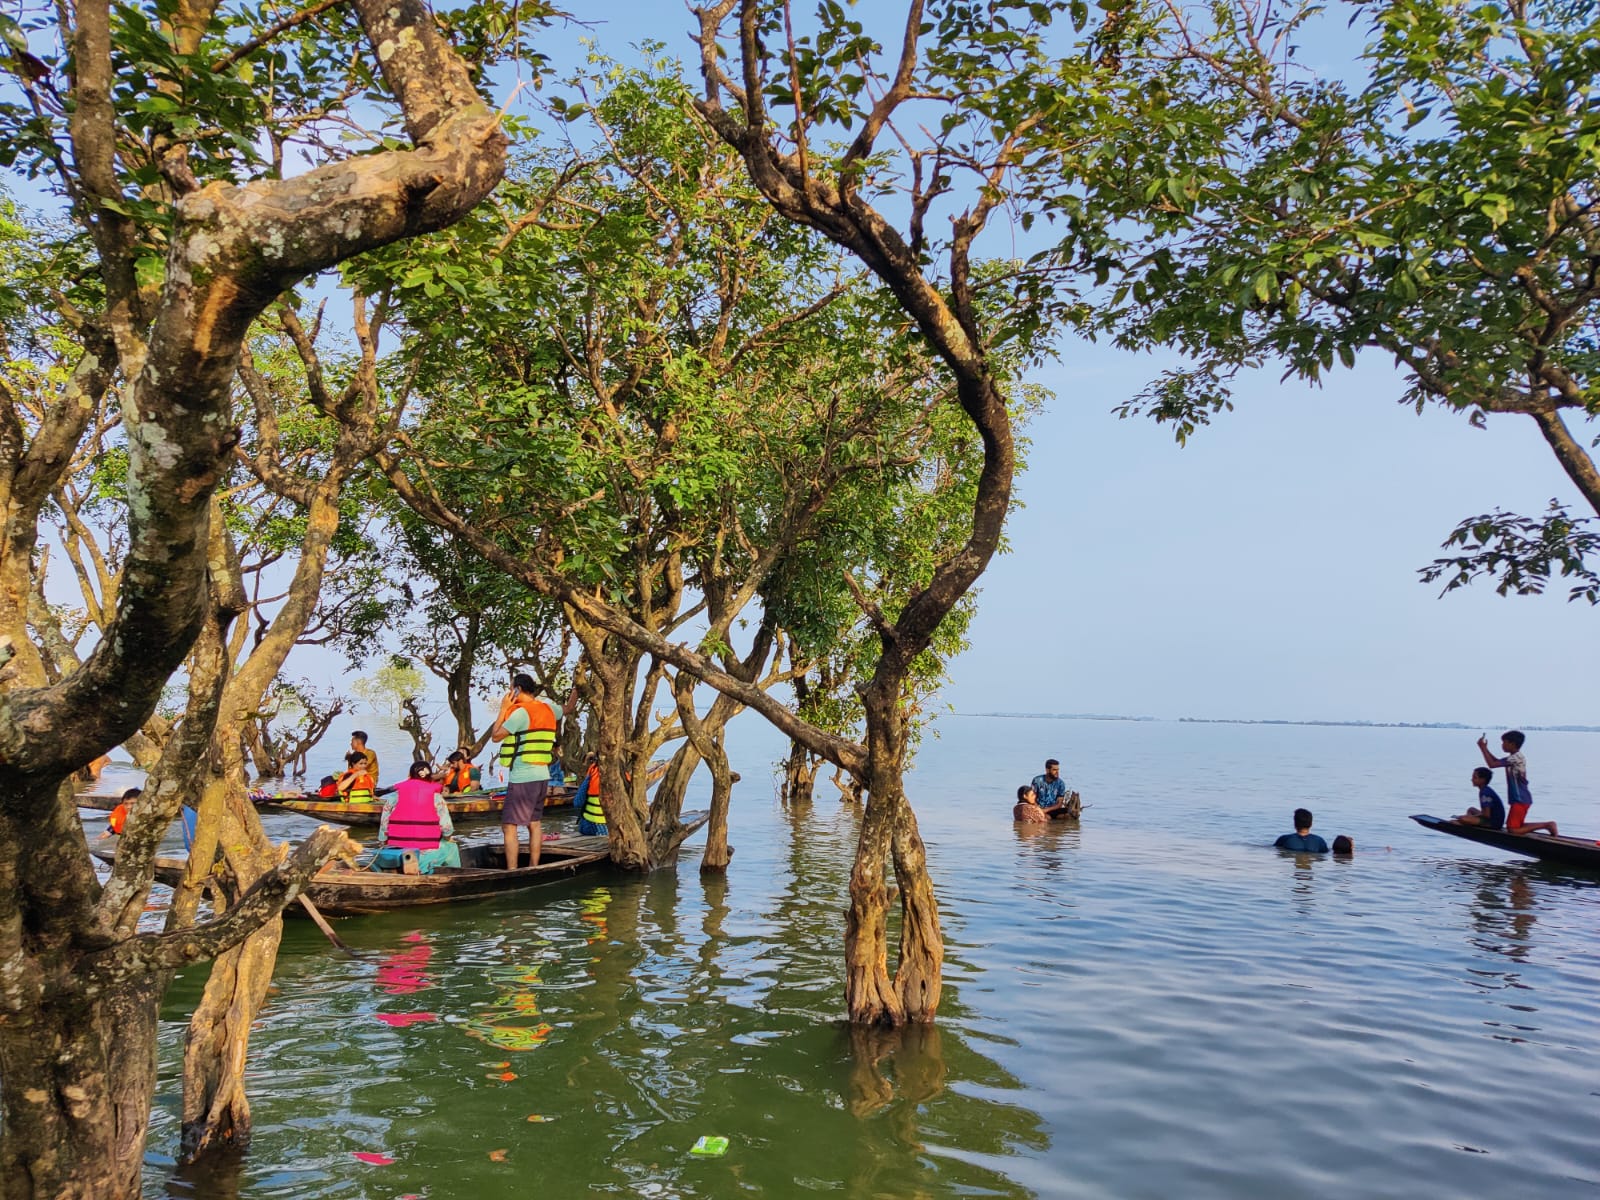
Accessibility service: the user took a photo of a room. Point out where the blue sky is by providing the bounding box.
[26,1,1598,733]
[518,4,1599,726]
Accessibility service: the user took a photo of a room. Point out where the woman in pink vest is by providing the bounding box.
[374,762,461,874]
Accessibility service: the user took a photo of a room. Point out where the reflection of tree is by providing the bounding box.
[847,1023,947,1117]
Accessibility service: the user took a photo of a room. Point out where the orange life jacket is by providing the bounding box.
[442,762,477,793]
[342,772,377,803]
[108,803,129,836]
[496,695,557,768]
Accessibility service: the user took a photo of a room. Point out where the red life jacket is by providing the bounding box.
[385,780,443,850]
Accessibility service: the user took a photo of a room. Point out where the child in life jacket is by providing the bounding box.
[336,752,378,803]
[107,787,142,835]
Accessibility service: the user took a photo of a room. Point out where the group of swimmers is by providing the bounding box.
[1010,730,1559,855]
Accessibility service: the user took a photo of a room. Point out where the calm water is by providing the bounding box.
[120,717,1600,1198]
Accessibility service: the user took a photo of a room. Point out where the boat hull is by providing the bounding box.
[116,809,709,917]
[1410,814,1600,870]
[260,787,572,827]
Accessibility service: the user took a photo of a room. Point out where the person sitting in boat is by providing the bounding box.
[106,787,142,836]
[316,774,339,799]
[1274,808,1329,853]
[575,753,606,836]
[439,750,481,795]
[373,761,460,875]
[1454,767,1506,831]
[1477,730,1558,837]
[1013,784,1050,824]
[350,729,379,783]
[337,752,379,803]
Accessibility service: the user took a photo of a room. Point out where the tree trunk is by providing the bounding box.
[0,963,164,1199]
[843,694,942,1026]
[783,739,817,805]
[177,749,288,1162]
[445,612,479,751]
[697,736,735,872]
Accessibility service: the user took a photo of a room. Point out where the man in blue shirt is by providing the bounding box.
[1274,808,1330,853]
[1031,759,1070,812]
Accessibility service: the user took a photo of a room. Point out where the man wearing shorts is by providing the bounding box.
[491,673,559,869]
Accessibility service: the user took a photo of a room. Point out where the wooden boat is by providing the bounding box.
[260,786,570,826]
[258,761,667,827]
[1410,814,1600,870]
[106,810,709,917]
[75,794,127,813]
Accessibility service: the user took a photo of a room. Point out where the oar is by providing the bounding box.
[297,895,362,957]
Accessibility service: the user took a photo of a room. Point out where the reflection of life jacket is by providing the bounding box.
[496,696,557,768]
[385,780,443,850]
[441,762,477,793]
[580,765,605,826]
[108,803,130,835]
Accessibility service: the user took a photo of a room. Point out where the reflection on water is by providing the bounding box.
[140,719,1600,1199]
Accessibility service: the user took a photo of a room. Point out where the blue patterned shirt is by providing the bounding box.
[1032,773,1070,809]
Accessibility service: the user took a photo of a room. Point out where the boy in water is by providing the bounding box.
[1454,767,1506,830]
[1477,730,1558,836]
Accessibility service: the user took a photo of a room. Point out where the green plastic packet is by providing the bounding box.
[690,1136,729,1158]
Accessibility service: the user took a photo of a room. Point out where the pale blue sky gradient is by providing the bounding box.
[524,4,1599,726]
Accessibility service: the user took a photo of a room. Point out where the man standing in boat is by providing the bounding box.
[491,673,560,870]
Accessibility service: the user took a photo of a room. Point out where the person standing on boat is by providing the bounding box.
[491,673,559,870]
[375,761,460,874]
[350,730,379,783]
[1477,730,1559,836]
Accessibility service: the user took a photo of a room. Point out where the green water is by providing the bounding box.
[144,718,1600,1198]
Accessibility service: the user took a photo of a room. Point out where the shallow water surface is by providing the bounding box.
[142,718,1600,1198]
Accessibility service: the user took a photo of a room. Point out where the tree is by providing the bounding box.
[0,0,512,1187]
[354,61,961,875]
[1086,0,1600,601]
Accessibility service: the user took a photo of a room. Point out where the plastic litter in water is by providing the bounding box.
[690,1136,729,1158]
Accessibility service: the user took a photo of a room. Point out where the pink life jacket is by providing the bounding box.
[386,780,443,850]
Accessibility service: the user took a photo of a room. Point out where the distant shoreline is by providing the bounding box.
[957,713,1600,733]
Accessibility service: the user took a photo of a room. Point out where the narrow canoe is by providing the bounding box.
[260,787,571,826]
[258,761,667,827]
[123,809,709,917]
[1410,813,1600,870]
